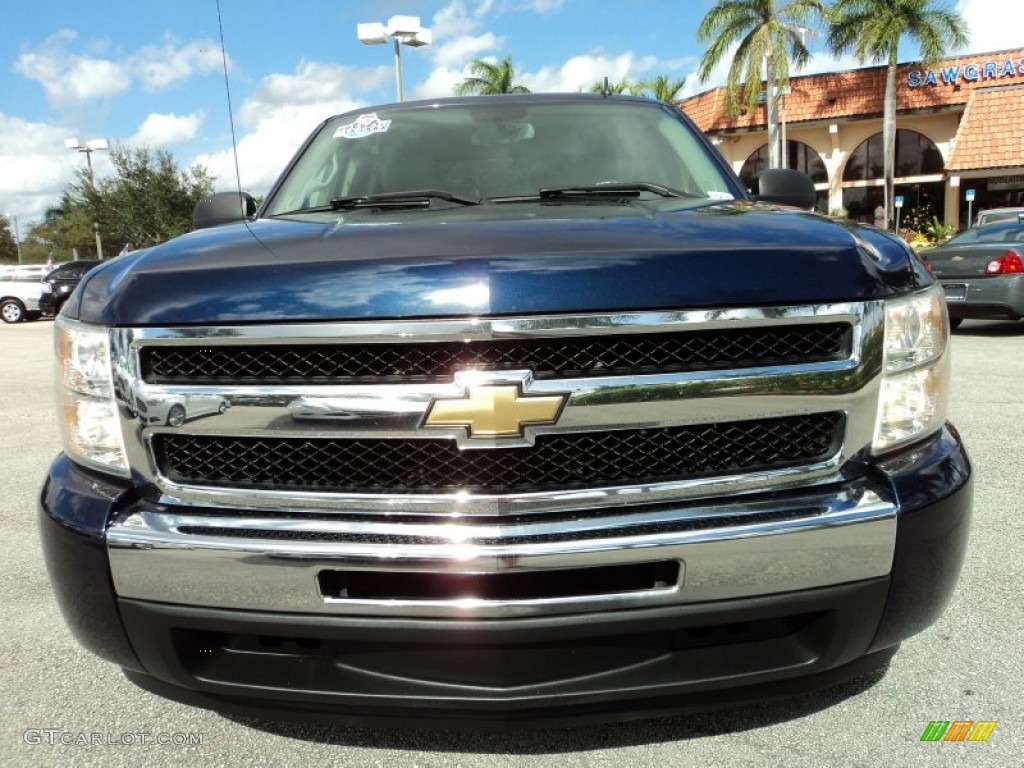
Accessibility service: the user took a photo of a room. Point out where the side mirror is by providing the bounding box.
[193,191,257,230]
[753,169,817,210]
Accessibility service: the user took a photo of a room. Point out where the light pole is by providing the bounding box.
[65,137,110,259]
[357,15,432,102]
[779,85,791,169]
[779,25,811,171]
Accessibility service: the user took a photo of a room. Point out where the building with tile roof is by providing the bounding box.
[678,48,1024,230]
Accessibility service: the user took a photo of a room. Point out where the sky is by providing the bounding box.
[1,0,1021,228]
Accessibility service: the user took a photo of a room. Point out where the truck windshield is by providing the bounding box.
[263,99,739,216]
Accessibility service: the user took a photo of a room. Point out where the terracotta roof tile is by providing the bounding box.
[947,85,1024,171]
[678,48,1024,133]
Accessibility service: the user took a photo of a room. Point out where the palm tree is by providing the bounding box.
[635,75,688,103]
[697,0,828,168]
[455,55,531,96]
[828,0,968,229]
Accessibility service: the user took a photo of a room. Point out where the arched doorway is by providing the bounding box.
[740,141,829,211]
[841,129,945,228]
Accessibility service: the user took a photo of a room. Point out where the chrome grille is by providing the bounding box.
[141,323,850,384]
[113,303,884,515]
[153,413,843,494]
[108,304,891,619]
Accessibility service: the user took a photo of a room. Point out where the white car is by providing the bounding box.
[0,274,44,323]
[975,207,1024,227]
[134,394,230,426]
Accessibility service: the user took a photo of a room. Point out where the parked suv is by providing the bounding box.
[39,260,102,318]
[0,265,50,323]
[40,95,972,726]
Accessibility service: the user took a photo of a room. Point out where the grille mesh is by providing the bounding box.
[155,413,843,495]
[142,324,849,384]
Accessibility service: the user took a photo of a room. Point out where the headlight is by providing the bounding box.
[873,284,950,453]
[55,317,129,475]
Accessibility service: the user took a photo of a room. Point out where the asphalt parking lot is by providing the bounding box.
[1,317,1021,767]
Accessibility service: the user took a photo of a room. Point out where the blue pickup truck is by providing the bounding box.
[40,94,971,726]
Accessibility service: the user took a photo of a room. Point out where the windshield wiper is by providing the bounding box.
[538,182,698,199]
[269,204,338,217]
[270,190,481,218]
[330,190,481,209]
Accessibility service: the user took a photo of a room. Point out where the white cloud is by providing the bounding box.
[416,47,689,99]
[414,1,691,98]
[6,48,389,220]
[527,0,566,11]
[432,32,501,69]
[129,112,204,147]
[194,103,355,194]
[239,61,390,125]
[519,51,664,93]
[413,66,472,99]
[0,113,81,225]
[956,0,1024,54]
[131,35,226,91]
[14,30,130,108]
[413,0,504,96]
[13,29,228,109]
[194,61,389,193]
[431,0,494,40]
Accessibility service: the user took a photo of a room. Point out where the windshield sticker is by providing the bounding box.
[334,113,392,139]
[706,191,735,200]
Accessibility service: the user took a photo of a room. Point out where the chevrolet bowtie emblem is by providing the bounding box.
[423,384,566,437]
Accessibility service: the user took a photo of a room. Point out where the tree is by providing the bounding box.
[21,196,95,262]
[455,55,531,96]
[0,215,18,263]
[828,0,967,229]
[67,145,214,251]
[697,0,828,168]
[19,146,213,262]
[635,74,688,102]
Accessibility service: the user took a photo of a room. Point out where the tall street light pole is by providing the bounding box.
[65,137,110,259]
[357,15,432,102]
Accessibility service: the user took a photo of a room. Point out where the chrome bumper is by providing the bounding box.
[108,486,896,618]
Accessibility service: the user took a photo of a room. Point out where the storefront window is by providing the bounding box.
[841,130,946,229]
[960,176,1024,226]
[841,186,883,224]
[843,182,946,228]
[843,130,944,182]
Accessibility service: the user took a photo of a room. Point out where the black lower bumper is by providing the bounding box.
[119,584,896,728]
[38,425,972,726]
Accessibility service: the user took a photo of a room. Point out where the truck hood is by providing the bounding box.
[73,202,925,326]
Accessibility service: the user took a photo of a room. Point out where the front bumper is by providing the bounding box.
[39,425,972,725]
[39,291,61,317]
